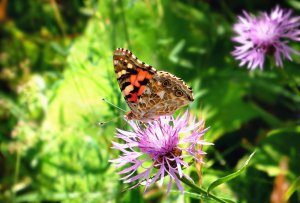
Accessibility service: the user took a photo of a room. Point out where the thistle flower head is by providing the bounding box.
[110,111,211,193]
[232,6,300,70]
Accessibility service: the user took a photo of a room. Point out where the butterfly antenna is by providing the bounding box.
[98,98,127,127]
[100,97,126,112]
[97,114,124,126]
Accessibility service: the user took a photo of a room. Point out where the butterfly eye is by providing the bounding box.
[162,79,171,87]
[175,90,183,97]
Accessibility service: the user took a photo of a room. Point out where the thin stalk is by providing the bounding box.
[12,149,21,201]
[110,0,117,49]
[50,0,66,37]
[219,0,235,21]
[277,68,300,96]
[119,0,131,48]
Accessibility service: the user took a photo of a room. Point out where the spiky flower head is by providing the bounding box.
[110,111,211,193]
[232,6,300,70]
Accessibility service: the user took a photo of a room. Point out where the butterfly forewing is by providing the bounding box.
[113,48,156,103]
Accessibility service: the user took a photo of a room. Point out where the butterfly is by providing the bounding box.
[113,48,194,122]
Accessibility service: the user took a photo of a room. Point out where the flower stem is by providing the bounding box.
[179,176,228,203]
[277,68,300,96]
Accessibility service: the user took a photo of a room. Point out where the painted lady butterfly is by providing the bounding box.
[113,48,194,122]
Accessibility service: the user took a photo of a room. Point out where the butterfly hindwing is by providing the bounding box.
[138,71,194,118]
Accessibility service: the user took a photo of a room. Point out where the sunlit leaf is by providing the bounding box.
[208,151,256,194]
[285,176,300,201]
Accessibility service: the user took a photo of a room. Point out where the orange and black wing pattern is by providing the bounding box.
[113,48,156,104]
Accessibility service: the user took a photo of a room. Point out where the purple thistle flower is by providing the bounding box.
[110,111,211,193]
[232,6,300,70]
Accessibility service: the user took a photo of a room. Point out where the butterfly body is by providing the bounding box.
[113,48,193,122]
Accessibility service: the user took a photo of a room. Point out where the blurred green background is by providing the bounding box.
[0,0,300,202]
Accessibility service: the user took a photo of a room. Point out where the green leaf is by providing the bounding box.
[179,176,233,203]
[172,191,236,203]
[285,176,300,201]
[288,0,300,9]
[207,151,256,194]
[169,39,186,63]
[254,129,300,177]
[170,190,208,200]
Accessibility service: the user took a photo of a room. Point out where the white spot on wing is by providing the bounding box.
[157,91,165,99]
[144,87,151,94]
[117,70,127,78]
[122,84,133,95]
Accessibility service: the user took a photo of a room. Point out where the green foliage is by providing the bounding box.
[0,0,299,202]
[207,151,256,194]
